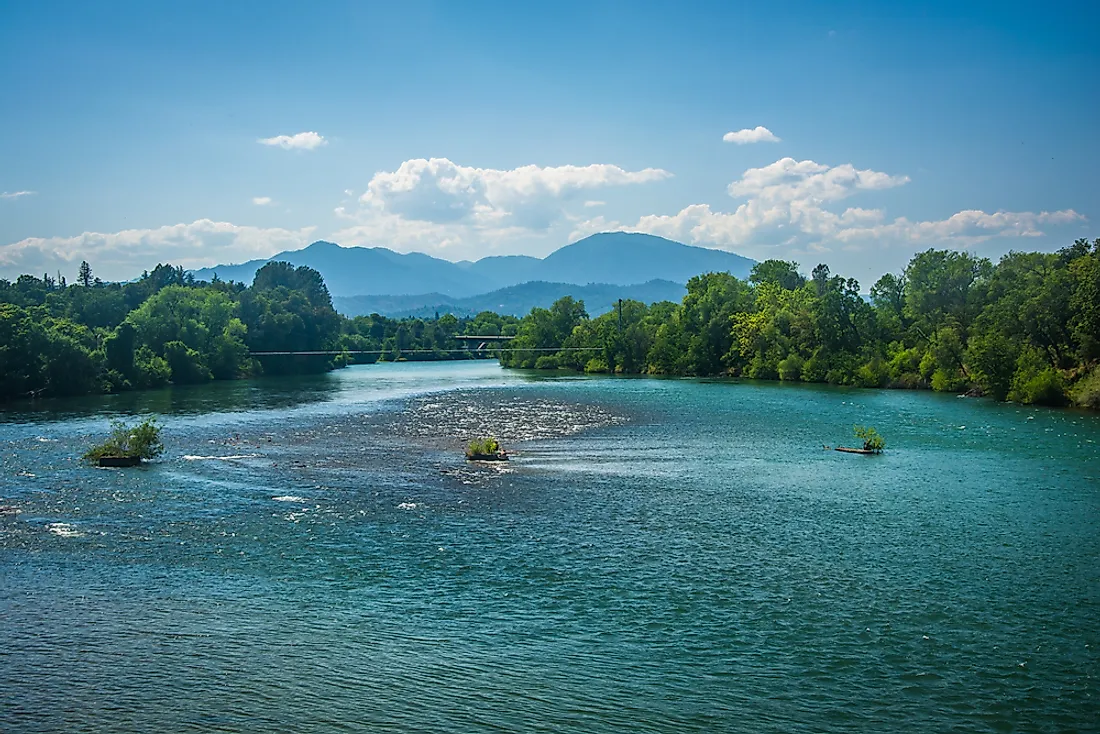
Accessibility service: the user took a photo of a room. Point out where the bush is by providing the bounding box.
[777,354,804,381]
[163,340,212,384]
[890,372,925,389]
[83,417,165,462]
[855,358,889,388]
[134,346,171,388]
[103,369,131,393]
[584,358,609,374]
[887,346,922,381]
[465,436,502,458]
[919,349,937,380]
[853,425,885,452]
[746,353,779,380]
[931,368,967,393]
[1009,347,1067,406]
[801,352,827,383]
[1071,366,1100,409]
[965,331,1017,401]
[534,355,560,370]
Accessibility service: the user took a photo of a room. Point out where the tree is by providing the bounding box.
[750,260,806,290]
[78,261,94,288]
[903,249,991,333]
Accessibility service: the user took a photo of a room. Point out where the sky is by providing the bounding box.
[1,0,1097,285]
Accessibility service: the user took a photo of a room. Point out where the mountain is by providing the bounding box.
[334,279,688,319]
[525,232,754,286]
[191,241,499,298]
[191,232,755,298]
[455,253,542,284]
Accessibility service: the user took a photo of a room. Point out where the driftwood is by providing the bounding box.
[466,452,508,462]
[97,456,143,467]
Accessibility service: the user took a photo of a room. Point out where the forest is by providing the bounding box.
[0,260,517,401]
[2,239,1098,410]
[501,239,1100,410]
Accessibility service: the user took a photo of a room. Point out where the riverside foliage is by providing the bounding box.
[3,239,1099,410]
[0,260,518,401]
[500,239,1100,409]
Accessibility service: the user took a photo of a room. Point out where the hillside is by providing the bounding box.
[334,279,687,318]
[192,232,754,298]
[191,241,498,298]
[533,232,754,286]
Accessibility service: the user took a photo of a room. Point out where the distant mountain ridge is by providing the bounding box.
[334,279,688,319]
[191,232,755,299]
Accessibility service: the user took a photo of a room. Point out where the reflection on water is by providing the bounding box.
[1,361,1099,733]
[0,371,343,424]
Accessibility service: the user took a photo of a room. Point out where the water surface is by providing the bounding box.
[2,362,1098,732]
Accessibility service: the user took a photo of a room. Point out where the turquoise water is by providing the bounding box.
[1,362,1098,732]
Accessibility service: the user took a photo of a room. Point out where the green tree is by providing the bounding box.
[750,260,806,290]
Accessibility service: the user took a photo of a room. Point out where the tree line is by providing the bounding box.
[3,239,1098,410]
[501,239,1100,410]
[0,260,518,401]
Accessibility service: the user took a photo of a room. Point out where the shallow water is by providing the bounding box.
[1,362,1098,732]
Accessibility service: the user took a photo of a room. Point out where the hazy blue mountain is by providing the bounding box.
[334,279,687,319]
[191,241,499,298]
[456,253,542,284]
[191,232,754,298]
[536,232,754,285]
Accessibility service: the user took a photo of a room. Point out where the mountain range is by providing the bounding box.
[334,279,689,319]
[191,232,754,316]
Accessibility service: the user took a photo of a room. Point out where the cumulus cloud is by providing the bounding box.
[0,220,317,281]
[722,126,781,144]
[571,157,1084,259]
[727,157,908,203]
[1,190,36,200]
[258,131,327,150]
[252,196,273,206]
[357,157,671,230]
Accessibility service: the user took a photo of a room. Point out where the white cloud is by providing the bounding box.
[331,157,672,257]
[727,157,908,203]
[832,209,1085,247]
[358,157,671,230]
[258,131,327,150]
[722,126,781,145]
[252,196,273,206]
[584,200,606,208]
[0,220,317,281]
[1,190,36,200]
[572,157,1085,261]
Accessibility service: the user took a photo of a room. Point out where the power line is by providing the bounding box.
[249,347,603,356]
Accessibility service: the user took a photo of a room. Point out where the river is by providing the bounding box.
[1,361,1097,733]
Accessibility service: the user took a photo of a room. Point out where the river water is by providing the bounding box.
[1,362,1098,733]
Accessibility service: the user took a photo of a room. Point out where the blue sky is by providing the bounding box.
[1,0,1096,284]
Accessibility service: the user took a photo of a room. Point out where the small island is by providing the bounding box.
[465,436,508,462]
[835,425,885,455]
[83,418,165,467]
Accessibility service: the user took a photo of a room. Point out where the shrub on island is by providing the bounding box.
[83,417,165,466]
[465,436,507,461]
